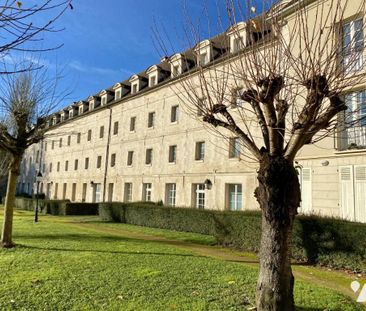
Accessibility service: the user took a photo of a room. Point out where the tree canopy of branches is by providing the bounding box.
[0,68,64,248]
[0,0,72,74]
[157,0,366,310]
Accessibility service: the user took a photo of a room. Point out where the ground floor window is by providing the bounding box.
[142,183,152,201]
[165,183,176,206]
[124,183,133,202]
[93,183,101,203]
[108,183,114,202]
[227,184,242,210]
[193,183,205,209]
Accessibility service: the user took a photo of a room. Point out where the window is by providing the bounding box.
[87,129,92,141]
[124,183,133,202]
[54,183,58,199]
[115,90,121,100]
[49,163,53,173]
[71,183,77,201]
[113,121,119,135]
[74,159,78,170]
[108,183,114,202]
[100,126,104,138]
[93,183,101,203]
[171,105,179,123]
[233,36,244,53]
[145,148,153,165]
[82,183,87,202]
[148,112,155,128]
[85,157,89,169]
[79,106,83,114]
[232,88,245,108]
[343,90,366,149]
[227,184,242,210]
[101,97,107,105]
[195,141,205,161]
[52,141,55,150]
[199,52,208,65]
[193,184,205,209]
[45,142,47,151]
[62,183,67,199]
[166,183,176,207]
[168,145,177,163]
[57,162,60,172]
[36,150,39,163]
[130,117,136,131]
[150,76,156,87]
[77,133,81,143]
[127,151,134,166]
[142,183,152,201]
[65,160,69,171]
[172,65,179,77]
[59,138,62,147]
[111,153,116,167]
[342,17,364,72]
[132,83,138,94]
[97,156,102,169]
[229,137,241,158]
[67,135,71,146]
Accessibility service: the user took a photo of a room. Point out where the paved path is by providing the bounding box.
[63,219,363,303]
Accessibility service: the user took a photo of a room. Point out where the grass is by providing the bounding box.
[0,210,364,311]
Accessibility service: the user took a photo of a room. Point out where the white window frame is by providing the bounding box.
[227,184,242,211]
[194,184,205,209]
[124,183,133,202]
[166,183,176,207]
[229,137,241,158]
[142,183,152,202]
[342,17,364,73]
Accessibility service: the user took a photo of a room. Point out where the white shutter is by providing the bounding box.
[354,166,366,223]
[301,168,312,214]
[339,166,355,221]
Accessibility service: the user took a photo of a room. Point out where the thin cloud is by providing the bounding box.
[69,60,120,76]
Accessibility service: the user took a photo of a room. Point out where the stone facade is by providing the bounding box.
[19,0,366,223]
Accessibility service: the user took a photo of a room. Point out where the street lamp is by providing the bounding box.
[35,171,43,223]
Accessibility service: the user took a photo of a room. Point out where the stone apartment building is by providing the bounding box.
[19,0,366,223]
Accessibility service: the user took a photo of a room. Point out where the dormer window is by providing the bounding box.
[89,102,94,110]
[172,65,179,77]
[60,114,65,122]
[115,90,121,100]
[52,118,56,125]
[132,83,138,94]
[79,106,83,114]
[150,76,156,87]
[101,96,107,106]
[195,40,212,67]
[228,22,247,53]
[199,52,208,66]
[69,110,73,118]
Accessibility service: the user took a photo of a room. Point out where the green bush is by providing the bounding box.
[98,202,366,272]
[15,198,97,216]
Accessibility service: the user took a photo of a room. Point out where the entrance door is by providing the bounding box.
[339,166,355,221]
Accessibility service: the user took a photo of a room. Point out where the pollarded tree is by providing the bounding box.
[159,0,366,310]
[0,68,63,247]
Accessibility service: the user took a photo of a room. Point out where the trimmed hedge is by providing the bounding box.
[99,202,366,272]
[14,197,98,216]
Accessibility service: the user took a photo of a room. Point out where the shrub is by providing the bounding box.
[15,198,97,216]
[98,202,366,272]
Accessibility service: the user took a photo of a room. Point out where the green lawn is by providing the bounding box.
[0,210,364,311]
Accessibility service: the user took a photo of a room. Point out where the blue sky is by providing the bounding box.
[4,0,270,110]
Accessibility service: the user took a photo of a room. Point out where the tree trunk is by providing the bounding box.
[1,155,22,248]
[255,155,300,311]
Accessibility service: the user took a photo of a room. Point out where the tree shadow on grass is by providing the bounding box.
[296,307,324,311]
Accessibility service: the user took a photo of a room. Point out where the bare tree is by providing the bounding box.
[0,0,72,74]
[0,67,64,247]
[156,0,366,310]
